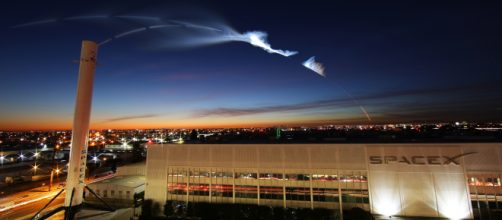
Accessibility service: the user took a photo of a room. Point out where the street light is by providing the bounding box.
[33,164,39,175]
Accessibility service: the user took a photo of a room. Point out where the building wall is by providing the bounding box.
[145,143,502,219]
[86,176,145,208]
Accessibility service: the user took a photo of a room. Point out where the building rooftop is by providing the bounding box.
[91,175,145,188]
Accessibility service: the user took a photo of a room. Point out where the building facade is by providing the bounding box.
[86,175,145,208]
[145,144,502,219]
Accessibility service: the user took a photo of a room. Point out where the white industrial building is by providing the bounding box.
[86,163,146,208]
[145,143,502,219]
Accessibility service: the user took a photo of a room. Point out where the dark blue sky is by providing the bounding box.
[1,0,501,130]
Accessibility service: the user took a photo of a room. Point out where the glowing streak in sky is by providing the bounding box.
[335,82,373,122]
[63,15,109,20]
[232,31,298,57]
[11,19,57,28]
[149,24,180,29]
[115,15,161,21]
[115,27,147,38]
[168,20,223,32]
[302,56,325,76]
[359,106,372,122]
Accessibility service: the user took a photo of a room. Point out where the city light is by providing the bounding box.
[32,163,39,175]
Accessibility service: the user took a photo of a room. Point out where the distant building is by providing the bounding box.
[145,143,502,219]
[104,144,133,151]
[86,175,145,208]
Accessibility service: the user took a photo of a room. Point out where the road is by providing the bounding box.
[0,195,64,220]
[0,174,114,219]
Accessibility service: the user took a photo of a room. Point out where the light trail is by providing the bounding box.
[0,173,115,213]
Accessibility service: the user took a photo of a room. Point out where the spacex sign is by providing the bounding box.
[369,152,477,165]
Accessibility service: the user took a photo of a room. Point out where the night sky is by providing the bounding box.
[0,0,501,130]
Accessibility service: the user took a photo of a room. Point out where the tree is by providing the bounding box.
[132,141,144,162]
[190,129,198,141]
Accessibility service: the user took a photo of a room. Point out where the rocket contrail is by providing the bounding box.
[149,24,180,29]
[115,15,161,21]
[114,27,148,38]
[11,14,368,124]
[336,82,372,122]
[11,19,58,28]
[303,56,325,77]
[233,31,298,57]
[168,20,223,32]
[63,15,109,20]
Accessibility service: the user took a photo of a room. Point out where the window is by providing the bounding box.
[260,186,283,200]
[168,183,187,195]
[103,190,108,198]
[211,172,233,178]
[189,184,210,196]
[235,185,257,198]
[126,191,131,199]
[285,174,310,181]
[111,190,115,197]
[286,187,310,201]
[235,172,257,179]
[312,188,339,202]
[259,173,283,180]
[312,174,338,181]
[211,185,233,197]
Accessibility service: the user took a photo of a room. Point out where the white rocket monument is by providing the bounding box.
[64,40,98,210]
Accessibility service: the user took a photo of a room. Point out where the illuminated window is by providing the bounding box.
[260,186,283,200]
[235,185,257,198]
[286,187,310,201]
[312,174,338,181]
[235,172,257,179]
[168,183,187,195]
[312,188,339,202]
[258,173,283,180]
[285,174,310,181]
[211,172,233,178]
[211,185,233,197]
[189,184,210,196]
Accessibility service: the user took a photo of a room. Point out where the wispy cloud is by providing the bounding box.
[103,114,159,122]
[194,82,502,118]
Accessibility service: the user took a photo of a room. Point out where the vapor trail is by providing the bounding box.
[335,82,372,122]
[98,38,113,46]
[359,106,372,122]
[228,31,298,57]
[114,27,147,38]
[63,15,109,20]
[149,24,181,29]
[303,56,325,77]
[168,20,223,32]
[115,15,161,22]
[11,19,57,28]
